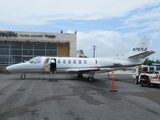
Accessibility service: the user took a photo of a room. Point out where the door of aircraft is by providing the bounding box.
[44,58,50,72]
[44,58,56,72]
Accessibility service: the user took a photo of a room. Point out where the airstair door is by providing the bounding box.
[44,58,50,72]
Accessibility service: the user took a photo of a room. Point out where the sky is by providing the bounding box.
[1,0,160,60]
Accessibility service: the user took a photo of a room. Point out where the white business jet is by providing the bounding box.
[6,37,155,81]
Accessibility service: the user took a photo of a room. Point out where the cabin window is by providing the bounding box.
[63,60,66,64]
[79,60,82,64]
[68,60,71,64]
[84,60,87,64]
[58,59,61,63]
[36,57,41,63]
[95,59,98,64]
[73,60,76,64]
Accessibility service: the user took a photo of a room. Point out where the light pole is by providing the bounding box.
[93,46,96,58]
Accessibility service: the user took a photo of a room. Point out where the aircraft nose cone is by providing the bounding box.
[6,66,11,72]
[6,63,26,72]
[6,65,15,72]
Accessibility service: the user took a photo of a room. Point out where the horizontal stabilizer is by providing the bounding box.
[128,50,155,59]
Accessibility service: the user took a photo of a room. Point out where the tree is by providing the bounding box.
[143,58,159,65]
[155,59,160,63]
[143,58,153,65]
[77,49,88,58]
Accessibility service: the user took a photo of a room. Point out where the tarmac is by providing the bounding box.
[0,72,160,120]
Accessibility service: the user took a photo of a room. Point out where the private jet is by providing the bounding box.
[6,37,155,81]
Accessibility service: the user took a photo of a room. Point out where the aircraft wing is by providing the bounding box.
[68,68,99,73]
[128,50,155,59]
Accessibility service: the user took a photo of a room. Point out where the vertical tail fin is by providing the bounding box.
[127,38,155,58]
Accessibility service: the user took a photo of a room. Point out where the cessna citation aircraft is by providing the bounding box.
[6,37,155,81]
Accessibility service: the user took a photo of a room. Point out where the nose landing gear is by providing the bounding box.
[20,74,26,80]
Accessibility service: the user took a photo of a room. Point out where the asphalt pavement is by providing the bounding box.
[0,72,160,120]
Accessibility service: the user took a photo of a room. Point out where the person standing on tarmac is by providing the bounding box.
[136,65,142,84]
[50,58,56,74]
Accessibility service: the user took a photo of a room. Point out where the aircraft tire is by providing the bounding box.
[21,75,26,80]
[88,77,94,82]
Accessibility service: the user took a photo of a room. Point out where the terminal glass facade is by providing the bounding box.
[0,42,57,64]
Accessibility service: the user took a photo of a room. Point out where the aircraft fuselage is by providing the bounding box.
[6,56,143,73]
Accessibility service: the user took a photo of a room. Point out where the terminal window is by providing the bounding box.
[0,42,58,65]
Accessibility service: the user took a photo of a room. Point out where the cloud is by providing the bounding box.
[1,0,160,25]
[75,30,160,60]
[125,7,160,22]
[67,30,160,60]
[149,30,160,39]
[120,6,160,31]
[76,30,139,57]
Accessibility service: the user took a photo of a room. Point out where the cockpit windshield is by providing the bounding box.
[29,57,36,63]
[29,57,41,63]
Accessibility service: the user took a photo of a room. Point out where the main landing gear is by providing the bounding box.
[88,77,94,82]
[77,72,95,82]
[87,71,95,82]
[77,73,83,78]
[20,74,26,80]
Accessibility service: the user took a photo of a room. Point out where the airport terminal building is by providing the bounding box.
[0,30,77,67]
